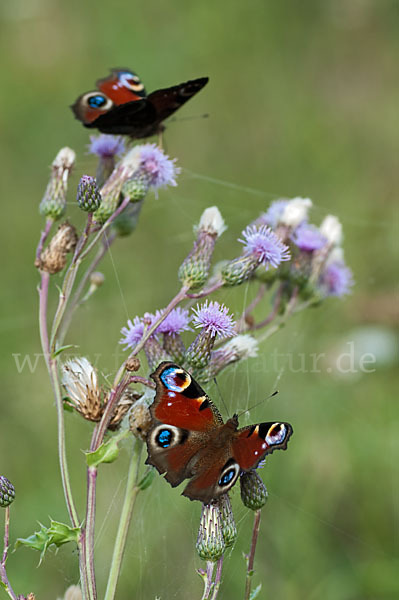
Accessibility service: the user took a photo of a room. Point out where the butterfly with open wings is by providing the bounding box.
[71,68,209,139]
[145,362,293,504]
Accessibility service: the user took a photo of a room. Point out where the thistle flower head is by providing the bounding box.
[320,214,343,246]
[155,308,192,336]
[239,225,291,269]
[260,199,288,228]
[219,334,259,360]
[291,222,327,252]
[35,222,78,274]
[120,316,147,350]
[319,259,354,297]
[125,143,180,190]
[218,494,237,548]
[192,301,235,339]
[196,502,226,561]
[280,197,312,227]
[0,476,15,507]
[77,175,102,212]
[88,135,125,158]
[62,357,102,420]
[196,206,227,237]
[39,147,76,220]
[240,470,268,510]
[57,585,82,600]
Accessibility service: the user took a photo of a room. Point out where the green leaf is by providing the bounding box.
[249,584,262,599]
[138,467,155,490]
[86,437,120,467]
[0,581,8,591]
[52,344,76,358]
[15,519,80,565]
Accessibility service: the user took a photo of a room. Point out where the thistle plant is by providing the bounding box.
[1,129,353,600]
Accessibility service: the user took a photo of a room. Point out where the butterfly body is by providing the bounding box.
[71,69,209,138]
[146,362,293,504]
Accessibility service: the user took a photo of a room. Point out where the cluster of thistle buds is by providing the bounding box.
[196,473,267,561]
[36,137,180,276]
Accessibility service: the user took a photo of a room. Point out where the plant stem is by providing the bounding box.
[58,233,116,346]
[50,199,130,351]
[235,283,267,332]
[104,440,143,600]
[35,217,53,262]
[38,271,89,598]
[85,466,98,600]
[201,562,215,600]
[210,556,224,600]
[0,508,17,600]
[244,510,261,600]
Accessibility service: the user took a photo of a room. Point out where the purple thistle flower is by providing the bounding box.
[155,308,192,336]
[136,143,180,189]
[259,199,288,228]
[291,222,328,252]
[239,225,290,269]
[320,260,354,297]
[120,312,157,350]
[120,316,145,350]
[192,301,235,339]
[88,135,126,158]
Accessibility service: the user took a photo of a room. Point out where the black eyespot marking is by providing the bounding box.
[199,399,210,411]
[219,468,236,487]
[88,95,107,108]
[155,428,173,448]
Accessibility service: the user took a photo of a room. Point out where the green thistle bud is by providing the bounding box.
[144,336,170,371]
[112,201,144,237]
[0,476,15,507]
[240,470,268,510]
[162,333,186,364]
[221,255,258,286]
[196,503,226,562]
[40,147,75,220]
[122,172,151,202]
[218,494,237,548]
[77,175,102,212]
[178,207,226,290]
[185,329,214,369]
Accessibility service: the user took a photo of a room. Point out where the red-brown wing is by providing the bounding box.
[96,68,147,104]
[150,362,222,431]
[232,422,293,471]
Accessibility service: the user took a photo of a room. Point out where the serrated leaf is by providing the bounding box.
[138,467,155,490]
[15,519,80,565]
[249,584,262,599]
[52,344,76,358]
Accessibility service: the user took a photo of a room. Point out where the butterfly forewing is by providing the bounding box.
[232,421,293,471]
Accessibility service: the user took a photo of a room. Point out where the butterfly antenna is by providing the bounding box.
[213,377,230,417]
[167,113,209,124]
[236,390,279,419]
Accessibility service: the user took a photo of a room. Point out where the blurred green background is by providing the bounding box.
[0,0,398,598]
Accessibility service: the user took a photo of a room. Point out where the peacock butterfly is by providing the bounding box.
[145,362,293,504]
[71,68,209,138]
